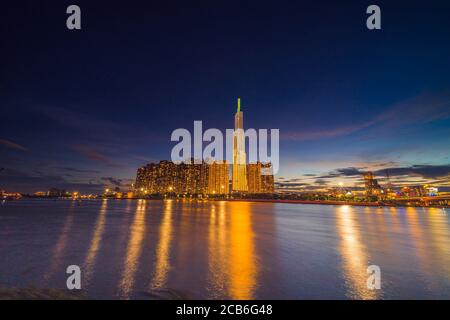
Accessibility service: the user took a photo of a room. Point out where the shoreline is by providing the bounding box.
[221,198,449,208]
[7,197,449,209]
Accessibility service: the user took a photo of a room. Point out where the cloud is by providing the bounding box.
[0,168,104,193]
[101,177,123,187]
[281,90,450,142]
[275,182,308,188]
[281,120,377,141]
[377,90,450,126]
[334,167,365,176]
[59,167,100,173]
[0,138,28,151]
[314,179,329,185]
[36,105,165,146]
[374,164,450,179]
[72,144,120,167]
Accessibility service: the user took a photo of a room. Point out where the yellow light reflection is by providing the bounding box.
[83,199,108,286]
[426,208,450,279]
[336,205,377,299]
[207,202,228,298]
[150,199,174,289]
[228,201,258,300]
[118,199,147,298]
[404,207,433,278]
[44,201,76,282]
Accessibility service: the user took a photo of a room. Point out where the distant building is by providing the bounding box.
[424,185,439,196]
[47,188,66,197]
[363,172,381,197]
[401,185,438,197]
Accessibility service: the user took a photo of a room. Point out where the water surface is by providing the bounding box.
[1,199,449,299]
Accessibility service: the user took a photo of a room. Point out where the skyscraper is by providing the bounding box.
[232,98,248,192]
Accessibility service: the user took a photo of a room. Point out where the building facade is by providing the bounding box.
[135,160,229,195]
[135,160,207,194]
[207,161,230,194]
[261,162,275,193]
[247,162,275,193]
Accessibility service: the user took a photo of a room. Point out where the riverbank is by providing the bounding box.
[224,198,449,208]
[0,286,85,300]
[6,197,449,208]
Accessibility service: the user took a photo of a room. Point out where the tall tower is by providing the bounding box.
[232,98,248,192]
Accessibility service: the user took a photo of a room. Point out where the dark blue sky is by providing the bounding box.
[1,0,450,193]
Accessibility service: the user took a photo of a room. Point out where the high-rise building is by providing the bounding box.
[261,162,275,193]
[183,160,209,194]
[135,160,225,195]
[232,98,248,192]
[207,161,230,194]
[247,162,262,193]
[247,162,275,193]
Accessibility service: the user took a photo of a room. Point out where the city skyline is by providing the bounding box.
[1,1,450,194]
[132,102,275,197]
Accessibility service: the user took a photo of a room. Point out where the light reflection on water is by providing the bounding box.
[84,199,108,287]
[150,199,173,290]
[0,199,450,299]
[336,205,377,299]
[207,201,258,299]
[118,199,147,298]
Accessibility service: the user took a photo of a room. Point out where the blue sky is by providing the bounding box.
[1,0,450,193]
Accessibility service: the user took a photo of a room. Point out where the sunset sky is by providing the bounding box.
[1,1,450,193]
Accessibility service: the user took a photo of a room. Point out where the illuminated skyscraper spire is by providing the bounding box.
[232,97,248,192]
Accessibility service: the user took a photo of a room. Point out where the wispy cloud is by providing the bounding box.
[0,168,104,193]
[282,90,450,141]
[72,144,121,167]
[282,120,377,141]
[58,167,100,174]
[374,164,450,179]
[0,138,28,152]
[101,177,134,188]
